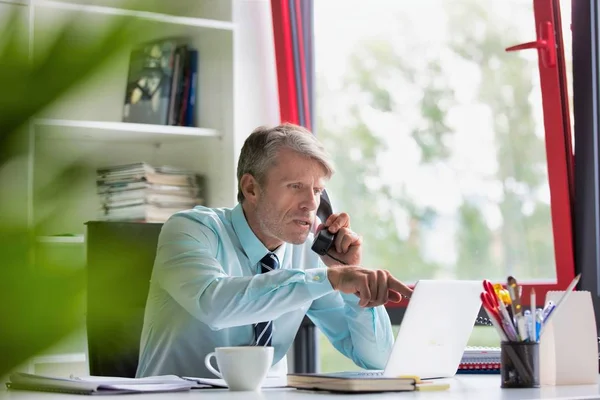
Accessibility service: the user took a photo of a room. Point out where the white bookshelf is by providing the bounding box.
[26,353,88,375]
[24,0,238,236]
[37,234,85,243]
[0,0,28,6]
[34,119,220,142]
[3,0,279,375]
[33,0,236,30]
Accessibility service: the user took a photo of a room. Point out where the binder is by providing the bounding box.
[457,346,501,374]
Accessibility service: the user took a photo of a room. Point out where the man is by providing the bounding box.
[136,123,412,378]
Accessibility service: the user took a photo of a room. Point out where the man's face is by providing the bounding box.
[254,148,328,246]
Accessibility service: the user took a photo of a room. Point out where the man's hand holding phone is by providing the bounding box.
[327,266,413,308]
[316,212,362,266]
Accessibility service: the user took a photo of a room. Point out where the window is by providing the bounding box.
[313,0,573,372]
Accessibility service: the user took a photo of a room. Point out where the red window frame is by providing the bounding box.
[501,0,575,307]
[271,0,575,309]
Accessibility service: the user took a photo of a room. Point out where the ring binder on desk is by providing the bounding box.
[457,315,501,375]
[458,346,501,374]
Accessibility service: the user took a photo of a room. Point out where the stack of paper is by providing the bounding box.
[96,162,205,222]
[6,372,204,395]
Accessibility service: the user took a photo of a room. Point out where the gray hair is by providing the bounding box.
[236,123,335,202]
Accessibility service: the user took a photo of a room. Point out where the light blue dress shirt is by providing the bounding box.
[136,204,394,378]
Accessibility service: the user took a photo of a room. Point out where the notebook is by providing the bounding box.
[456,346,501,374]
[287,373,449,393]
[6,372,201,395]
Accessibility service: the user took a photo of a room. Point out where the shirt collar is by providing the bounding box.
[272,241,286,264]
[232,203,286,267]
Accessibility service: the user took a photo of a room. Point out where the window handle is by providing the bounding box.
[505,21,556,68]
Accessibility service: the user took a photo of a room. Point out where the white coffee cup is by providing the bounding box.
[204,346,274,391]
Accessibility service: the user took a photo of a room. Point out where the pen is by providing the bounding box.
[516,314,528,342]
[524,310,533,342]
[549,273,581,313]
[535,309,542,342]
[530,288,536,342]
[498,300,519,341]
[482,299,533,381]
[482,306,508,342]
[541,300,555,320]
[507,276,522,319]
[539,273,582,337]
[543,302,555,319]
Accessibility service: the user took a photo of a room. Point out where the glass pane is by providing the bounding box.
[314,0,569,372]
[315,0,557,284]
[560,0,574,148]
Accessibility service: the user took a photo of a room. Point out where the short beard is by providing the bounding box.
[255,194,286,242]
[255,193,308,246]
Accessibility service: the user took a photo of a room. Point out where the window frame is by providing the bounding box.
[572,0,600,334]
[270,0,318,373]
[273,0,588,371]
[380,0,576,312]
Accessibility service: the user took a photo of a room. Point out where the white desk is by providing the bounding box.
[1,376,599,400]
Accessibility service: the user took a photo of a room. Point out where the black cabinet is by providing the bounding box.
[85,221,163,377]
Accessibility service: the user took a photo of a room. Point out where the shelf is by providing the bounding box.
[32,0,236,30]
[31,352,86,364]
[37,235,85,243]
[34,119,220,143]
[0,0,28,5]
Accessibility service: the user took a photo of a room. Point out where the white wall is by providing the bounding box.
[233,0,280,164]
[232,0,292,369]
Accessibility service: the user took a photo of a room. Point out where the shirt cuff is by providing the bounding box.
[304,268,334,299]
[340,292,361,305]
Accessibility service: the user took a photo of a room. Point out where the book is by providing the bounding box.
[122,39,178,125]
[97,182,201,196]
[286,373,448,393]
[6,372,201,395]
[122,39,197,126]
[457,346,501,374]
[100,204,190,222]
[184,49,198,127]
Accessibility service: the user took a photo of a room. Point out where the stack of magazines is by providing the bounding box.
[97,162,204,223]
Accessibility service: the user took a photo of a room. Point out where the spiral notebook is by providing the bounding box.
[457,346,501,374]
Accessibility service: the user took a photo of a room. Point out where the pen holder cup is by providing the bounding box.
[501,341,540,388]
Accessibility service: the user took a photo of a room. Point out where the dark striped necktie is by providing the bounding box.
[254,252,279,347]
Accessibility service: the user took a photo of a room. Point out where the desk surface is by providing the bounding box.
[1,376,599,400]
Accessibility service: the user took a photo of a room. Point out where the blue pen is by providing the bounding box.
[542,302,556,322]
[541,300,555,320]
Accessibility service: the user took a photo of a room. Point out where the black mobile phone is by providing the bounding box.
[311,190,336,256]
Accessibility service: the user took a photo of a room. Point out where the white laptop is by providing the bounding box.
[333,279,482,380]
